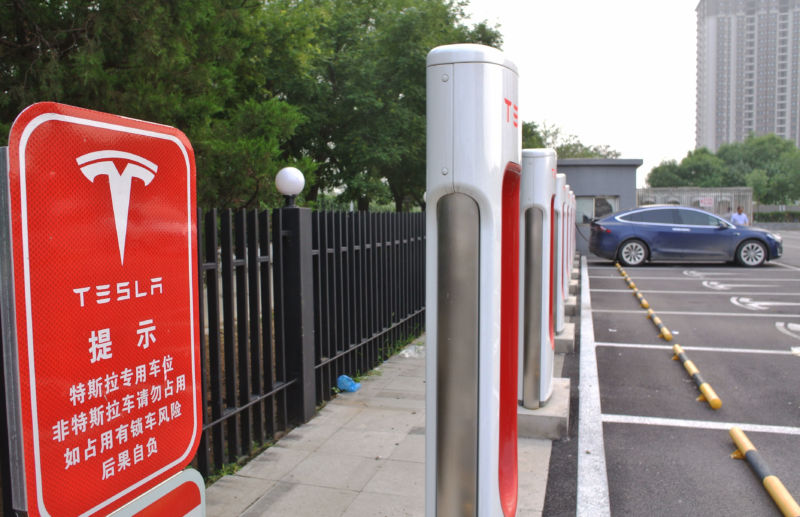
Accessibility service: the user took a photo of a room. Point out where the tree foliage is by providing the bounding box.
[2,0,499,210]
[522,121,620,159]
[646,134,800,203]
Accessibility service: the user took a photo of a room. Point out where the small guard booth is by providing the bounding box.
[518,149,557,409]
[425,44,521,516]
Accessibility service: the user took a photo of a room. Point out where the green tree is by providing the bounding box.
[522,121,619,159]
[647,133,800,203]
[1,0,316,208]
[522,121,546,149]
[647,160,688,187]
[280,0,500,211]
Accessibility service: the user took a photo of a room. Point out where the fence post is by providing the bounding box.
[273,206,316,424]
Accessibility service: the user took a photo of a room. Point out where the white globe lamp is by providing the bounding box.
[275,167,305,207]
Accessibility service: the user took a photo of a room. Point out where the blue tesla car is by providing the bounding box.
[589,205,783,267]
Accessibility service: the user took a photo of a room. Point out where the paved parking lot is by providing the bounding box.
[579,230,800,516]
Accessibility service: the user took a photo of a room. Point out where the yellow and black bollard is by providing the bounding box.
[672,344,721,409]
[730,427,800,517]
[647,309,673,341]
[632,289,649,309]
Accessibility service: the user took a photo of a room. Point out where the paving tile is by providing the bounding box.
[344,408,424,434]
[363,392,425,411]
[388,433,424,463]
[236,445,310,481]
[362,460,425,498]
[341,491,424,517]
[241,482,357,517]
[274,421,346,452]
[283,452,382,491]
[311,403,363,426]
[205,474,275,517]
[384,375,426,393]
[317,428,407,459]
[517,438,552,512]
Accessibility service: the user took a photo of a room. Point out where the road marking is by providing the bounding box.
[775,322,800,341]
[590,275,800,282]
[592,288,800,296]
[602,414,800,436]
[701,280,776,290]
[578,256,611,517]
[593,308,800,318]
[773,261,800,271]
[730,296,800,311]
[683,270,737,278]
[596,342,795,356]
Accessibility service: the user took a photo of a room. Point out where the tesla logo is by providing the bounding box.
[76,151,158,265]
[504,98,518,127]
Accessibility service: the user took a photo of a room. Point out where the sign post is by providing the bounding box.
[1,102,201,516]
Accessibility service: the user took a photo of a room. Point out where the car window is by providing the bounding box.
[627,209,676,224]
[618,211,645,222]
[677,209,719,226]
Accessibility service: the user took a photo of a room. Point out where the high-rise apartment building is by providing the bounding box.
[696,0,800,150]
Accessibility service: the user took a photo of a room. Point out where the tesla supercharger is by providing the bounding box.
[518,149,557,409]
[426,43,521,517]
[569,190,576,267]
[553,173,567,333]
[561,183,572,301]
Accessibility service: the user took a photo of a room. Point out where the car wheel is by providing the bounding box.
[618,239,647,266]
[736,239,766,267]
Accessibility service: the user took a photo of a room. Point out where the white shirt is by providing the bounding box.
[730,212,749,225]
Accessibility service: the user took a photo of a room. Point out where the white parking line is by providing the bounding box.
[593,309,800,318]
[602,414,800,436]
[592,289,800,296]
[595,342,795,356]
[773,261,800,271]
[578,256,611,517]
[590,275,800,281]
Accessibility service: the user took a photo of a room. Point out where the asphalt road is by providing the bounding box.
[577,230,800,517]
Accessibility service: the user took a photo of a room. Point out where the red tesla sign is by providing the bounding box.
[4,102,201,516]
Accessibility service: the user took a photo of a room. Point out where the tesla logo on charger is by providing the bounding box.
[504,98,518,127]
[76,151,158,265]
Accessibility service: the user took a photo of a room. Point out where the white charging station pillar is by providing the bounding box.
[561,183,572,303]
[426,43,521,517]
[568,190,576,266]
[518,149,557,409]
[553,173,566,333]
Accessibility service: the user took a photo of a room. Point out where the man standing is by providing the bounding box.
[731,206,749,226]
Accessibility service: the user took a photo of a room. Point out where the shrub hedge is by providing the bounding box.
[753,211,800,222]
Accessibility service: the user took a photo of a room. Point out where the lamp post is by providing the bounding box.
[275,166,305,207]
[272,165,315,423]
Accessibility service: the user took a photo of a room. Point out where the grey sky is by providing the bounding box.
[464,0,699,186]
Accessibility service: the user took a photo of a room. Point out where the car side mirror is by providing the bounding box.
[718,220,730,229]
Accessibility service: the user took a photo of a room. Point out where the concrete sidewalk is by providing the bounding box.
[205,338,552,516]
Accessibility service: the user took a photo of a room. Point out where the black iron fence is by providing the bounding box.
[0,207,425,514]
[194,207,426,477]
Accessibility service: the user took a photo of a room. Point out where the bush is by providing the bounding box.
[753,211,800,223]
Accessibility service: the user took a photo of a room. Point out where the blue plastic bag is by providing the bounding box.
[337,374,361,392]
